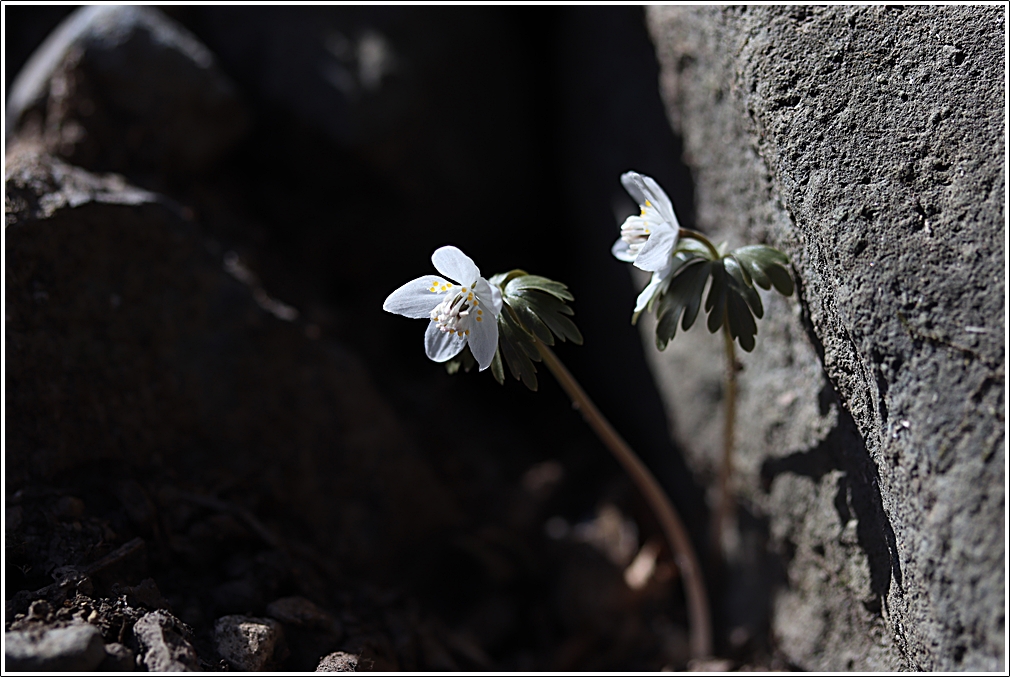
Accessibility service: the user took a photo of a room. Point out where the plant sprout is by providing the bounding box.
[612,171,794,562]
[385,247,713,660]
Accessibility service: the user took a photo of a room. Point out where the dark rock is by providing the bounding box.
[5,145,460,576]
[316,651,360,672]
[110,578,170,611]
[5,623,106,671]
[213,614,284,672]
[6,5,250,176]
[211,578,264,616]
[266,596,341,634]
[99,642,136,671]
[132,609,200,672]
[645,5,1004,671]
[266,596,344,671]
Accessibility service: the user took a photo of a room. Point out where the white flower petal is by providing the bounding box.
[466,307,499,371]
[635,272,666,313]
[473,278,503,317]
[633,223,679,272]
[432,246,479,285]
[621,171,677,225]
[424,321,466,362]
[612,238,636,262]
[383,276,448,318]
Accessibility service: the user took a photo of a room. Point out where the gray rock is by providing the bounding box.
[213,615,284,672]
[6,5,249,174]
[644,5,1003,671]
[132,609,200,671]
[99,642,136,671]
[316,651,360,672]
[5,623,106,671]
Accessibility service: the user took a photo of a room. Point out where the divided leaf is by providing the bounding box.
[732,245,794,296]
[490,272,584,391]
[652,244,792,352]
[505,275,575,302]
[498,306,540,390]
[655,260,710,350]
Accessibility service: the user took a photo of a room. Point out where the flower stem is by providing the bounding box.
[678,228,721,259]
[534,340,712,660]
[713,321,737,563]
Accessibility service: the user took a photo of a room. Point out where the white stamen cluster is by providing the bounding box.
[620,201,655,258]
[430,285,483,337]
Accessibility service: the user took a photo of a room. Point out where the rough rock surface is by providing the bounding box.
[316,650,361,672]
[213,614,284,671]
[644,5,1004,671]
[133,609,200,671]
[4,623,107,671]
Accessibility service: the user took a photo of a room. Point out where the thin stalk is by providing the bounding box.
[679,228,721,259]
[535,341,712,660]
[713,321,737,563]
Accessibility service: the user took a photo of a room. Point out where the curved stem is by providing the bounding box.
[535,341,712,660]
[678,228,721,259]
[713,322,737,563]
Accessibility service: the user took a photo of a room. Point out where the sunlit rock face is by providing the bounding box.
[644,5,1004,671]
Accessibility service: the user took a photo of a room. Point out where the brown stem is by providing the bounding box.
[713,322,737,563]
[535,341,712,660]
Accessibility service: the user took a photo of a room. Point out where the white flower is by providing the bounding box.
[383,246,503,370]
[611,171,683,316]
[611,171,681,272]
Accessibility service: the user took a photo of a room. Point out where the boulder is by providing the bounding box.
[643,5,1003,670]
[6,5,249,176]
[4,145,460,575]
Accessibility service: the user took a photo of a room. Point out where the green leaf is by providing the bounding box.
[498,309,539,390]
[444,346,476,374]
[654,260,710,350]
[724,255,764,319]
[491,345,505,385]
[766,264,795,296]
[726,291,757,352]
[489,269,529,289]
[519,291,583,345]
[506,295,555,345]
[706,263,727,333]
[678,260,711,332]
[726,252,753,287]
[674,238,716,260]
[505,275,574,302]
[734,245,789,267]
[733,245,793,296]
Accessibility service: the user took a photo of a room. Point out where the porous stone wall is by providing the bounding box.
[643,5,1004,670]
